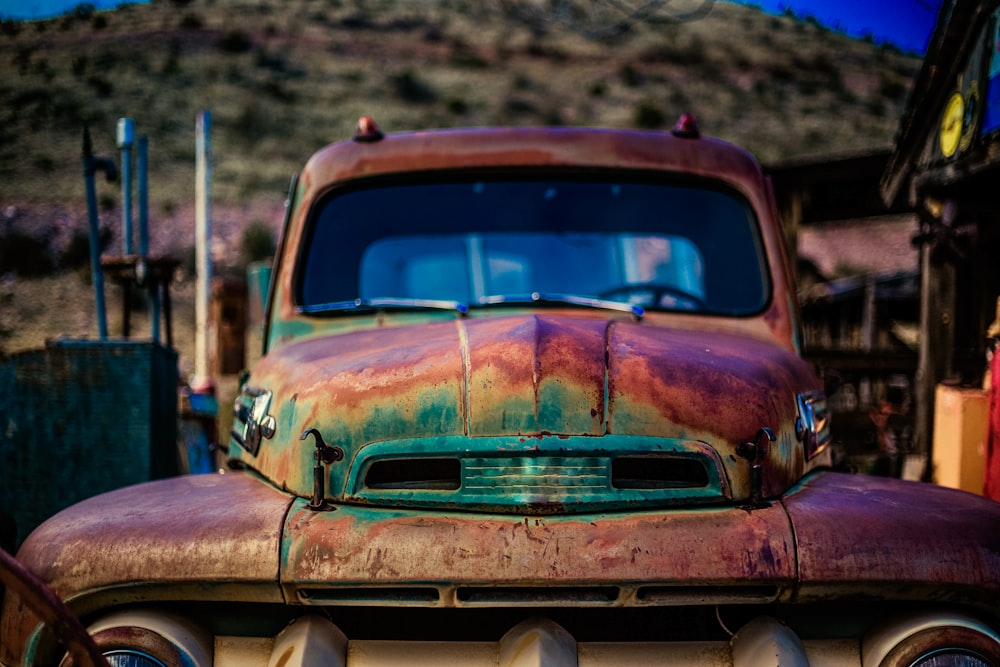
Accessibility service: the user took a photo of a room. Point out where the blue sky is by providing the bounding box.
[728,0,941,54]
[0,0,133,20]
[0,0,942,55]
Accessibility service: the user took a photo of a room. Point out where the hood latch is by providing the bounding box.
[737,427,776,507]
[301,428,344,511]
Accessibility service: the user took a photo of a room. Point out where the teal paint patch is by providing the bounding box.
[469,380,602,436]
[340,434,729,514]
[267,318,323,349]
[255,383,466,497]
[279,391,298,442]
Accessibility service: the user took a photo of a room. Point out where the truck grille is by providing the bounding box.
[346,435,728,513]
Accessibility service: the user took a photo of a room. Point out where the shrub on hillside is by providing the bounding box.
[240,221,275,267]
[446,97,469,115]
[390,70,437,104]
[87,75,114,98]
[1,17,22,36]
[634,101,666,129]
[179,13,203,29]
[217,30,253,54]
[618,64,643,88]
[0,231,54,277]
[880,77,908,102]
[72,55,88,77]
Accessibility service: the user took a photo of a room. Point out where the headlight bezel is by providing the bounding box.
[862,612,1000,667]
[59,610,213,667]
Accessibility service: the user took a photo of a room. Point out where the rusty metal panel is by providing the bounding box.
[0,472,290,666]
[279,498,797,601]
[606,322,825,499]
[464,316,608,436]
[241,319,469,495]
[0,340,177,549]
[11,473,289,604]
[784,471,1000,611]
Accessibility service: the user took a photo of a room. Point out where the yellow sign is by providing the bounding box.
[940,92,964,158]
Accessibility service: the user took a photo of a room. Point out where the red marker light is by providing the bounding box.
[672,113,700,139]
[353,116,385,143]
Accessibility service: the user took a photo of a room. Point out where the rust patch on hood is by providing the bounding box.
[607,321,817,442]
[464,315,609,436]
[280,498,796,597]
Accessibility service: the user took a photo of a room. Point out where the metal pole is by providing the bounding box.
[117,118,135,255]
[859,278,876,408]
[195,111,213,381]
[82,126,109,340]
[137,135,150,257]
[138,135,160,344]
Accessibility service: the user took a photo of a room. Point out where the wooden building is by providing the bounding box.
[881,0,1000,484]
[768,154,920,475]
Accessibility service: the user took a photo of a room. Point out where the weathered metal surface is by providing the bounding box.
[231,314,825,508]
[339,434,732,513]
[784,471,1000,612]
[605,321,823,500]
[464,315,608,437]
[279,497,797,600]
[0,472,290,666]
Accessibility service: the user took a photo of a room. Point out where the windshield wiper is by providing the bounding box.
[301,294,642,319]
[478,292,644,319]
[300,297,469,315]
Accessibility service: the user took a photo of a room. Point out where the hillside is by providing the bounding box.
[1,0,920,203]
[0,0,922,363]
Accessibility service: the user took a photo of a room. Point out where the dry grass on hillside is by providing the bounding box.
[1,0,919,212]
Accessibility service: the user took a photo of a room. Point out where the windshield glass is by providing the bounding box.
[299,175,770,316]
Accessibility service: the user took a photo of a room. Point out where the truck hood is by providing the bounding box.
[232,314,822,510]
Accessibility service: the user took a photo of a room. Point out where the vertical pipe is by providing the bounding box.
[916,238,935,479]
[117,118,135,255]
[859,278,876,408]
[916,204,958,481]
[82,126,109,340]
[138,136,159,343]
[137,136,150,257]
[195,111,213,381]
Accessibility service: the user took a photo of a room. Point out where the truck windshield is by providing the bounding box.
[299,176,770,316]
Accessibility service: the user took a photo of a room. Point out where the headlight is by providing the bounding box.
[61,610,213,667]
[102,651,168,667]
[908,651,992,666]
[863,612,1000,667]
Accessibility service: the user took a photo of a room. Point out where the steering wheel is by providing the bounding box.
[599,284,705,310]
[0,547,108,667]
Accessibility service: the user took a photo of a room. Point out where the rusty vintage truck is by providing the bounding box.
[3,117,1000,666]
